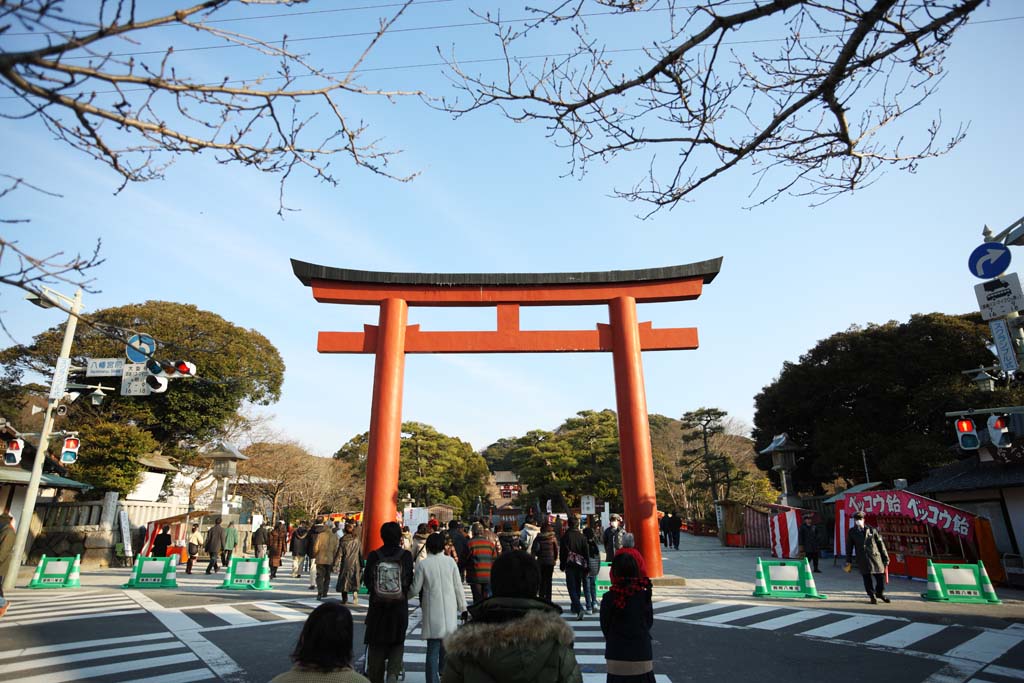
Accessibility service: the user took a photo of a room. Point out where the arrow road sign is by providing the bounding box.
[969,242,1012,280]
[125,334,156,363]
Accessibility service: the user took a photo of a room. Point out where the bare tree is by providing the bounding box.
[441,0,983,214]
[1,0,421,214]
[237,441,308,522]
[291,457,362,521]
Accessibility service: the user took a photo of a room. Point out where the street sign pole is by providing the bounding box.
[4,288,82,593]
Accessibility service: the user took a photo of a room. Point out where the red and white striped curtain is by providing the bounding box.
[833,507,854,557]
[769,510,799,558]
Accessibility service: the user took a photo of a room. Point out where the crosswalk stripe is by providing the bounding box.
[983,665,1024,680]
[0,641,186,675]
[867,623,946,649]
[0,608,146,628]
[10,601,137,618]
[8,590,105,602]
[701,605,778,624]
[11,595,130,612]
[945,632,1024,664]
[118,670,217,683]
[203,603,259,625]
[657,602,735,619]
[582,674,672,682]
[801,615,884,639]
[15,652,200,683]
[0,632,173,661]
[123,592,204,632]
[749,610,828,631]
[252,601,307,620]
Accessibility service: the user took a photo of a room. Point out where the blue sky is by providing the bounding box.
[3,2,1021,458]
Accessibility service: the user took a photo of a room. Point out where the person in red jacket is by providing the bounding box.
[467,523,498,604]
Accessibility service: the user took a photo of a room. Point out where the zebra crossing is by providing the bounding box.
[654,598,1024,679]
[0,631,218,683]
[0,589,144,628]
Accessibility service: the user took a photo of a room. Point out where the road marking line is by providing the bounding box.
[118,670,217,683]
[15,652,199,683]
[867,623,946,649]
[203,603,260,625]
[0,641,185,675]
[10,599,137,617]
[984,665,1024,680]
[749,610,829,631]
[0,632,173,660]
[582,675,672,682]
[0,608,146,628]
[657,602,735,619]
[801,615,883,639]
[7,590,105,601]
[123,592,204,632]
[252,601,307,620]
[701,605,778,624]
[945,632,1024,663]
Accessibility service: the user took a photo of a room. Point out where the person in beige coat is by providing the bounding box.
[313,518,341,599]
[410,533,467,683]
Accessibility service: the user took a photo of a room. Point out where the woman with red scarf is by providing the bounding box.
[599,550,654,683]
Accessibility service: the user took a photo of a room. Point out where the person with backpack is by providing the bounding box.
[363,521,414,683]
[497,522,522,555]
[582,527,602,615]
[531,522,559,602]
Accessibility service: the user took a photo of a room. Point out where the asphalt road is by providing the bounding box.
[2,568,1023,683]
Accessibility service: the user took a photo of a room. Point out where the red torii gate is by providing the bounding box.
[292,258,722,578]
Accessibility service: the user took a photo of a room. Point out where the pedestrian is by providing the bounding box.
[269,599,370,683]
[401,525,413,551]
[336,520,363,605]
[845,511,890,604]
[411,533,467,683]
[0,513,16,603]
[269,520,289,579]
[336,520,345,540]
[559,516,589,620]
[603,514,625,562]
[223,521,238,566]
[428,515,440,532]
[466,522,497,604]
[600,550,654,683]
[520,515,541,555]
[253,521,269,559]
[313,517,341,600]
[152,525,172,558]
[799,514,822,573]
[411,523,431,564]
[658,514,669,549]
[186,523,203,574]
[582,527,602,615]
[669,513,681,551]
[447,521,471,584]
[496,522,522,555]
[442,551,582,683]
[291,521,311,579]
[531,522,559,602]
[308,521,322,591]
[363,521,414,683]
[205,517,227,574]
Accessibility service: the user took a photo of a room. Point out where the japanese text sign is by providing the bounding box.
[844,490,973,543]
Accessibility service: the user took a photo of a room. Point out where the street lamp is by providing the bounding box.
[201,443,247,516]
[3,287,83,593]
[759,432,803,507]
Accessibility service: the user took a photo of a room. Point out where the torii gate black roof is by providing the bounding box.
[291,258,723,287]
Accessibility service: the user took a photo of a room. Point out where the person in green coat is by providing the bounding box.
[223,521,239,566]
[442,551,582,683]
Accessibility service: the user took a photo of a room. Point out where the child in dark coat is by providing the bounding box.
[599,551,654,683]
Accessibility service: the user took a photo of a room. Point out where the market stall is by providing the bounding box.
[140,510,215,562]
[838,490,1005,583]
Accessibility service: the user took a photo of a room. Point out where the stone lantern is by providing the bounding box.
[759,433,803,507]
[202,442,248,516]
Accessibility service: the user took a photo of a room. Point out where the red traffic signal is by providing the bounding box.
[988,414,1013,448]
[4,438,24,466]
[955,418,980,450]
[60,436,81,464]
[173,360,196,377]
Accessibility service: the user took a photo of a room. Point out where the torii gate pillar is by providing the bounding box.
[293,258,722,577]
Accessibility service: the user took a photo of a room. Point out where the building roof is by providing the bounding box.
[138,452,178,472]
[909,457,1024,494]
[492,471,519,483]
[822,482,884,504]
[0,468,92,490]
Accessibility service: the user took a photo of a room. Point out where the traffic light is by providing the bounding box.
[172,360,197,377]
[955,418,980,450]
[4,438,24,466]
[987,415,1012,448]
[146,374,169,393]
[60,436,81,464]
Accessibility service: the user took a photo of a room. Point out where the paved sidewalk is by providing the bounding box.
[659,532,1024,624]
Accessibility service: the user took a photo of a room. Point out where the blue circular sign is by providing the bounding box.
[125,334,157,363]
[968,242,1011,280]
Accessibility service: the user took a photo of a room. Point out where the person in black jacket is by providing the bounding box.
[600,551,654,683]
[151,525,172,558]
[448,520,470,584]
[798,515,822,573]
[363,521,414,683]
[290,522,310,579]
[559,516,590,620]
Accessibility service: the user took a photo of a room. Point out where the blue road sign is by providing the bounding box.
[969,243,1011,279]
[125,334,157,363]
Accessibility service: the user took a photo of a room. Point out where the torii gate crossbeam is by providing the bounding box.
[293,258,723,578]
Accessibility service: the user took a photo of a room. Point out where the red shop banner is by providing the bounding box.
[843,490,974,544]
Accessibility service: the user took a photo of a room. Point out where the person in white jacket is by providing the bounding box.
[410,533,467,683]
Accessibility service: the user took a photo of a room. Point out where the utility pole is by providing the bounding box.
[3,288,82,593]
[861,449,870,483]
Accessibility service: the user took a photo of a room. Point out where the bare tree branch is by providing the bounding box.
[440,0,984,214]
